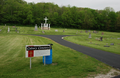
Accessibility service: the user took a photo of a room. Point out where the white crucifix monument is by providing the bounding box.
[41,17,50,30]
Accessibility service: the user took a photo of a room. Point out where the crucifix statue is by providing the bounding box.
[44,17,48,24]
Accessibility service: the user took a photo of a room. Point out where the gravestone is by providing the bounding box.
[34,24,38,31]
[8,27,10,32]
[95,31,99,33]
[39,26,40,28]
[42,31,45,34]
[5,24,6,26]
[88,30,90,32]
[89,41,92,44]
[104,43,110,47]
[0,29,2,31]
[13,26,15,28]
[80,31,82,33]
[94,30,96,33]
[49,24,50,30]
[88,33,92,38]
[63,30,65,32]
[100,37,103,41]
[15,28,17,32]
[76,31,78,34]
[117,38,120,40]
[93,30,96,33]
[85,30,88,33]
[110,43,114,45]
[55,29,58,32]
[17,31,19,33]
[102,32,104,35]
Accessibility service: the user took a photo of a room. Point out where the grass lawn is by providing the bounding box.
[64,32,120,55]
[0,25,81,35]
[0,34,113,78]
[0,25,120,77]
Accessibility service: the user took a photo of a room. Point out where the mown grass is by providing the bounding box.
[0,25,120,77]
[0,25,120,54]
[0,34,113,78]
[0,25,80,35]
[64,32,120,55]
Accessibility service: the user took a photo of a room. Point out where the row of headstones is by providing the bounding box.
[7,26,19,33]
[55,29,65,32]
[79,30,104,35]
[0,25,19,33]
[89,41,115,47]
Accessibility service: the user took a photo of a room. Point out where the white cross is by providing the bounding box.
[44,17,48,24]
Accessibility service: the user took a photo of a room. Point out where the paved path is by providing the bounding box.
[35,35,120,70]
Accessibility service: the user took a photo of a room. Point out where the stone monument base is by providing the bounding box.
[41,27,50,30]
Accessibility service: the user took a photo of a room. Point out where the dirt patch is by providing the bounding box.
[94,69,120,78]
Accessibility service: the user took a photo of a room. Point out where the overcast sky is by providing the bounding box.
[24,0,120,12]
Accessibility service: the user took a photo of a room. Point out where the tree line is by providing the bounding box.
[0,0,120,32]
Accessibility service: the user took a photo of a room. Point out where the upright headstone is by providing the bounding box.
[15,28,17,32]
[17,31,19,33]
[89,33,92,38]
[5,24,6,26]
[35,24,38,31]
[63,30,65,32]
[102,32,104,35]
[85,30,88,33]
[76,31,78,34]
[100,37,103,41]
[49,24,50,30]
[41,23,42,29]
[8,27,10,32]
[88,30,90,32]
[0,29,2,31]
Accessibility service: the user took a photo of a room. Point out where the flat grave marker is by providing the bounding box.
[42,31,45,34]
[55,29,58,32]
[104,43,110,47]
[110,43,114,45]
